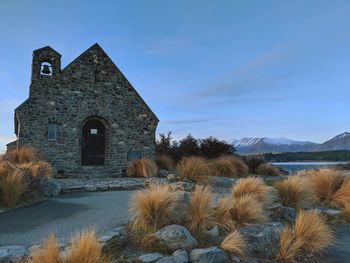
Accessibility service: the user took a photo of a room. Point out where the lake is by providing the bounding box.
[271,161,348,172]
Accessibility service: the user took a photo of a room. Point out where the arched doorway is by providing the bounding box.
[81,119,105,166]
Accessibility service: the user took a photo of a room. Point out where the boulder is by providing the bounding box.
[39,177,62,196]
[314,206,341,221]
[159,170,170,178]
[152,225,197,252]
[189,247,229,263]
[167,174,177,183]
[172,250,189,263]
[207,225,220,237]
[138,253,164,262]
[268,203,296,223]
[173,191,190,223]
[0,245,27,262]
[240,222,284,260]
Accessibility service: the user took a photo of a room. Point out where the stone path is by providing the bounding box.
[57,177,145,193]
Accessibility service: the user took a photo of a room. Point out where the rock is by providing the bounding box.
[156,256,178,263]
[315,207,341,220]
[167,174,177,183]
[84,184,97,191]
[39,177,62,196]
[152,225,197,252]
[230,255,241,263]
[189,247,229,263]
[172,191,190,223]
[0,245,27,262]
[138,253,164,262]
[207,225,219,237]
[168,182,195,192]
[172,250,189,263]
[159,170,170,178]
[282,206,296,223]
[268,204,295,223]
[145,178,167,187]
[240,222,284,260]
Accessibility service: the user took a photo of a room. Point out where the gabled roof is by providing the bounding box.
[33,46,62,58]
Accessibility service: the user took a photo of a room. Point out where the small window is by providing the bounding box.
[48,123,57,140]
[127,151,141,161]
[90,128,98,135]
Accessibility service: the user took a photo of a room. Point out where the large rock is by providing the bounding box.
[173,191,190,223]
[39,177,62,196]
[240,222,284,260]
[152,225,197,252]
[138,252,164,262]
[189,247,229,263]
[0,245,27,262]
[156,250,189,263]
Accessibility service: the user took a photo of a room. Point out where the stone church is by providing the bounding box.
[10,44,159,177]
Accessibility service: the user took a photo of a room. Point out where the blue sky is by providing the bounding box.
[0,0,349,151]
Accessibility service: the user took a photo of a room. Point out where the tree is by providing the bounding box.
[156,132,172,155]
[177,134,200,157]
[200,136,234,159]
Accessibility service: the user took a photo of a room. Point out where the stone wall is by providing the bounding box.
[14,44,158,177]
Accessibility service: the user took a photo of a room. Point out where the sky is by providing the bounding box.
[0,0,349,151]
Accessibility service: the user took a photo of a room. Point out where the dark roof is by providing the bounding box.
[33,46,62,58]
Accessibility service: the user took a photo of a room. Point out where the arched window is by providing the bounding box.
[40,62,52,76]
[48,123,57,140]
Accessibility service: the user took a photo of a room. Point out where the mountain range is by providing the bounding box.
[233,132,350,154]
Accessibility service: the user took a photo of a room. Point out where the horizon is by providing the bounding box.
[1,1,350,152]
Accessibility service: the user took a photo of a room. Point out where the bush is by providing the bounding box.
[330,176,350,208]
[176,156,209,183]
[186,185,213,235]
[0,169,28,207]
[230,195,266,228]
[308,169,344,206]
[255,163,280,176]
[126,158,158,178]
[277,210,333,262]
[220,231,246,257]
[18,161,53,178]
[275,176,312,209]
[130,184,177,230]
[242,155,265,174]
[232,177,270,204]
[209,156,237,177]
[155,155,174,170]
[200,137,233,159]
[6,147,40,164]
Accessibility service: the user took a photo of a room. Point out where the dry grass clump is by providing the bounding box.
[220,231,246,257]
[209,155,249,178]
[126,158,158,178]
[275,176,312,209]
[277,210,333,262]
[230,156,249,177]
[155,155,174,170]
[186,185,213,235]
[342,204,350,222]
[212,197,234,231]
[25,234,60,263]
[232,177,270,204]
[130,184,177,230]
[17,161,53,178]
[6,147,40,164]
[176,156,209,183]
[0,169,28,207]
[330,177,350,208]
[230,195,266,228]
[308,169,344,206]
[256,163,280,176]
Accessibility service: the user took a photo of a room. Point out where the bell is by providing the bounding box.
[41,65,51,75]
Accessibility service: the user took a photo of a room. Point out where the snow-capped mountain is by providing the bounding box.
[233,132,350,155]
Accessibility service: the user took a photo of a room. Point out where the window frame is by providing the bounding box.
[48,122,57,141]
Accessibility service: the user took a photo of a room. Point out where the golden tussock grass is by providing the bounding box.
[186,185,213,235]
[18,161,53,178]
[342,204,350,222]
[25,234,61,263]
[308,169,344,206]
[155,155,174,170]
[130,184,177,230]
[277,210,333,262]
[232,177,270,204]
[65,229,108,263]
[220,231,246,257]
[256,163,280,176]
[330,177,350,208]
[275,176,312,209]
[212,197,234,232]
[176,156,209,183]
[230,195,266,228]
[126,158,158,178]
[209,155,248,178]
[6,147,40,164]
[0,169,28,207]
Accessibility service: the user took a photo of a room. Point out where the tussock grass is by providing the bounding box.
[212,197,234,231]
[256,163,280,176]
[232,177,270,204]
[65,229,108,263]
[277,210,333,262]
[342,204,350,222]
[330,177,350,208]
[220,231,246,257]
[6,147,40,164]
[155,155,174,170]
[18,161,53,178]
[308,169,344,206]
[25,234,60,263]
[186,185,213,234]
[126,158,158,178]
[130,184,177,230]
[230,195,266,228]
[0,169,28,207]
[275,176,312,209]
[176,156,209,183]
[209,155,249,178]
